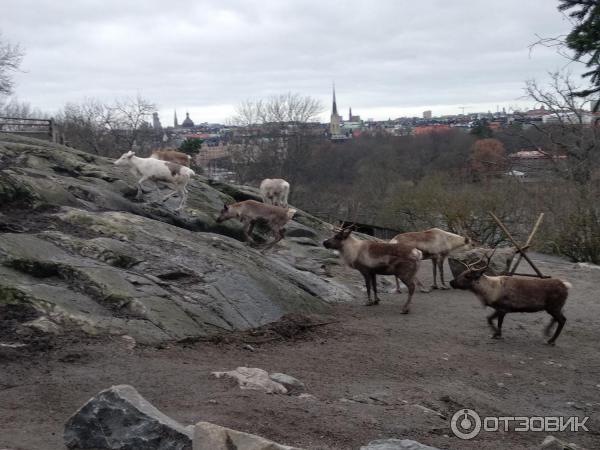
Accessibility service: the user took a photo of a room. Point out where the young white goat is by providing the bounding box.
[114,151,195,211]
[390,228,473,291]
[150,149,192,167]
[260,178,290,207]
[216,200,296,250]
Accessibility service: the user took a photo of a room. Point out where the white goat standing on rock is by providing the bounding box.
[260,178,290,207]
[114,151,195,211]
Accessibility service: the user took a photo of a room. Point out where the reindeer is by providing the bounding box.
[450,251,570,345]
[323,227,422,312]
[390,228,473,292]
[150,149,192,167]
[216,200,296,251]
[260,178,290,208]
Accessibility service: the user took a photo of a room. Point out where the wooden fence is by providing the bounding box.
[0,116,57,142]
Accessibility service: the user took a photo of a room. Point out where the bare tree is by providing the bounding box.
[108,95,157,151]
[0,35,23,97]
[523,72,599,186]
[228,93,323,185]
[231,92,323,126]
[57,95,158,157]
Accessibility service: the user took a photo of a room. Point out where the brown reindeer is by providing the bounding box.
[391,228,473,291]
[450,253,570,345]
[323,228,422,312]
[216,200,296,250]
[150,149,192,167]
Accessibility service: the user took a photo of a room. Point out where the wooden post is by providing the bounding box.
[509,213,544,275]
[489,212,545,278]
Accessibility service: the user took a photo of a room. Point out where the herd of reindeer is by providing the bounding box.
[114,148,572,346]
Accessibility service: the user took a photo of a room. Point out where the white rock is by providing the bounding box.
[212,367,287,394]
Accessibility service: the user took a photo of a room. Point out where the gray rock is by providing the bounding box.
[212,367,288,394]
[269,372,306,393]
[360,439,441,450]
[0,134,360,344]
[64,384,193,450]
[193,421,302,450]
[540,435,582,449]
[448,246,517,278]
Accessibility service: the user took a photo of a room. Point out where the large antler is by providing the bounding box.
[461,245,498,273]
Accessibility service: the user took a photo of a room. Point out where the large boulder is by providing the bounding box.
[360,439,441,450]
[64,385,193,450]
[0,134,359,344]
[448,246,517,279]
[193,422,302,450]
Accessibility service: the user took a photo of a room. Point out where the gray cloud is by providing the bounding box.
[1,0,584,122]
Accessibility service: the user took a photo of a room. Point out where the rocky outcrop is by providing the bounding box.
[0,134,358,344]
[64,385,193,450]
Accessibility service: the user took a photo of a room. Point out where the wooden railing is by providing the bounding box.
[0,116,56,142]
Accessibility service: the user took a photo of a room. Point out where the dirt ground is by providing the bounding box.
[1,254,599,450]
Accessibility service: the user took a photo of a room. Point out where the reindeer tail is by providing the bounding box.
[286,208,297,220]
[561,280,572,290]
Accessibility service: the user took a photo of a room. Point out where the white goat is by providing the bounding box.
[114,151,195,211]
[260,178,290,207]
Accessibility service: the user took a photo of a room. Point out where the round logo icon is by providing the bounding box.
[450,408,482,440]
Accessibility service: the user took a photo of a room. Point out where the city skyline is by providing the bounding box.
[2,0,585,123]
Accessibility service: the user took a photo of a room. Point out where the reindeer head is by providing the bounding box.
[114,151,135,166]
[323,227,353,250]
[449,247,497,289]
[215,204,237,223]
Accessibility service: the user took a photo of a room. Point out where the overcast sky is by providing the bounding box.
[1,0,583,123]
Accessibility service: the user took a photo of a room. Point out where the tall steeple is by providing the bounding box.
[332,83,338,116]
[174,110,179,128]
[349,107,352,121]
[329,83,341,136]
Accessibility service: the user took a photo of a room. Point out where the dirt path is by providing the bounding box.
[1,255,599,450]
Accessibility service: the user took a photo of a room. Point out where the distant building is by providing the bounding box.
[348,107,361,122]
[181,112,195,128]
[423,110,432,119]
[174,110,179,128]
[152,112,162,131]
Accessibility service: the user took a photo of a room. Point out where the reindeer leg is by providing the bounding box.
[496,312,506,338]
[487,310,502,338]
[431,258,440,289]
[261,227,285,252]
[416,277,431,293]
[371,273,380,305]
[439,257,450,290]
[361,272,374,306]
[137,176,151,199]
[395,276,402,293]
[547,310,566,345]
[242,219,256,244]
[400,277,415,314]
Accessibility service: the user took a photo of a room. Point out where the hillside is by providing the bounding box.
[0,133,358,345]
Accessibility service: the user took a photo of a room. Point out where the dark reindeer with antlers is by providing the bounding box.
[323,226,423,312]
[450,249,571,345]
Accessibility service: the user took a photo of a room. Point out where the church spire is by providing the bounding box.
[332,83,338,116]
[174,109,179,128]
